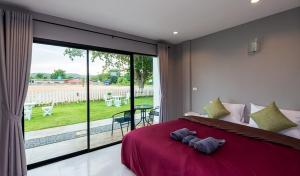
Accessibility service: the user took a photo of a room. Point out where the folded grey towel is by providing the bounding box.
[188,137,201,147]
[182,135,198,144]
[170,128,197,141]
[193,137,226,154]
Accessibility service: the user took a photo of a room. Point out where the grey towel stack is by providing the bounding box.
[188,137,202,147]
[170,128,226,154]
[193,137,226,154]
[170,128,197,141]
[182,135,198,144]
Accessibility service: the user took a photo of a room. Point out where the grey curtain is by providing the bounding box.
[158,43,169,122]
[0,9,33,176]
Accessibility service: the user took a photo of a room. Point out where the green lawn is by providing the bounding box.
[25,96,153,132]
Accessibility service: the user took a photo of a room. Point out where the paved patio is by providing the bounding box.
[25,115,159,164]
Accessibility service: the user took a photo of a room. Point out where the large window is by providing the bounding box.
[24,41,160,166]
[24,44,87,164]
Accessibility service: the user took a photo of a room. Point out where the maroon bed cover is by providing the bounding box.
[122,118,300,176]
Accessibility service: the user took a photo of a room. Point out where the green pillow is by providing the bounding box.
[204,98,230,119]
[250,102,297,132]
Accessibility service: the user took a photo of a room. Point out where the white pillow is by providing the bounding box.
[184,112,202,117]
[221,103,245,124]
[249,103,300,139]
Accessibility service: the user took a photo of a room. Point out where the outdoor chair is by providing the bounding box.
[114,98,122,107]
[42,102,55,117]
[103,93,113,106]
[147,106,160,125]
[111,110,135,137]
[123,92,130,104]
[24,105,33,120]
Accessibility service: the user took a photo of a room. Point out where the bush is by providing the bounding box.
[117,77,130,85]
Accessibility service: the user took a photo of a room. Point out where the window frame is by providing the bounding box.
[25,38,157,169]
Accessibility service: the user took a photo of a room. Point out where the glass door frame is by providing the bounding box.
[24,38,156,170]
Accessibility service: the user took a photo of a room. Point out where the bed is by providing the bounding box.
[122,116,300,176]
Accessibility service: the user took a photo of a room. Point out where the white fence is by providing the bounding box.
[25,85,153,105]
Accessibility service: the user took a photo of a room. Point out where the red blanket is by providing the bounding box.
[122,118,300,176]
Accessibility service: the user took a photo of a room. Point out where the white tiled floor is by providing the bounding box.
[28,144,135,176]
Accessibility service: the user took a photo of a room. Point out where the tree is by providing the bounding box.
[51,69,66,80]
[35,73,45,79]
[64,49,153,91]
[134,55,153,90]
[117,77,129,85]
[98,73,110,82]
[108,69,120,84]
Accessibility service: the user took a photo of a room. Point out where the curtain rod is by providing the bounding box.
[33,19,158,47]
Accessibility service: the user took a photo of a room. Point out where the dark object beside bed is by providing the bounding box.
[122,116,300,176]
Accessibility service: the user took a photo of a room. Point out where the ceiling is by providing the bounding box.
[1,0,300,44]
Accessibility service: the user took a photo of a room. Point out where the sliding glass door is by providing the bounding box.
[134,54,160,129]
[24,41,158,166]
[88,50,132,149]
[24,43,88,164]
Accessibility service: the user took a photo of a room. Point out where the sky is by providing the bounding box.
[31,43,105,75]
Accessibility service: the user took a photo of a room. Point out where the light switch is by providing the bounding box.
[192,87,198,91]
